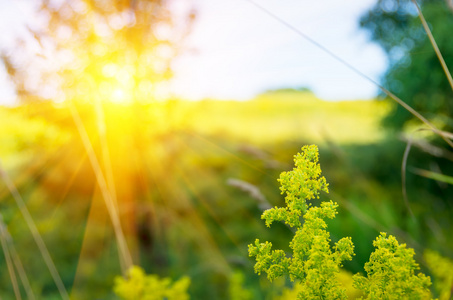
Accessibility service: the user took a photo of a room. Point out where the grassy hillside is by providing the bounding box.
[176,91,390,145]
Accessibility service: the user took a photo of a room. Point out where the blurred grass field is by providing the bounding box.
[1,92,450,299]
[175,90,390,145]
[2,0,453,297]
[0,90,390,151]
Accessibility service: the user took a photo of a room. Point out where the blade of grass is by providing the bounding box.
[0,162,69,300]
[400,126,453,218]
[0,213,35,300]
[0,217,21,300]
[400,132,453,161]
[402,141,416,219]
[184,130,274,179]
[411,0,453,92]
[411,167,453,185]
[9,239,35,300]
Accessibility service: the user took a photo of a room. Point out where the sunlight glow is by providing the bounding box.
[111,88,128,104]
[96,60,154,103]
[43,1,181,105]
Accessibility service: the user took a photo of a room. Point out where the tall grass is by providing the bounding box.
[0,1,452,299]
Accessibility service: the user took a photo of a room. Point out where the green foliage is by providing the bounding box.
[228,271,252,300]
[412,168,453,185]
[353,233,432,299]
[261,145,328,228]
[249,145,355,299]
[3,100,449,298]
[249,145,432,299]
[424,250,453,300]
[360,0,453,131]
[275,271,363,300]
[275,282,303,300]
[114,266,190,300]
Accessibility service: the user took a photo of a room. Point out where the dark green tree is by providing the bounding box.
[361,0,453,131]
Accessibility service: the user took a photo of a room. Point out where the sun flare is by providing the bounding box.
[86,57,163,104]
[44,0,183,106]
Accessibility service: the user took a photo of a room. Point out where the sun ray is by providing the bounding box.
[70,185,112,298]
[176,167,245,254]
[173,134,267,253]
[68,102,132,273]
[94,98,118,210]
[182,130,274,179]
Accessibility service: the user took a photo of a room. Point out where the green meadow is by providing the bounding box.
[1,90,451,299]
[174,91,389,145]
[2,0,453,298]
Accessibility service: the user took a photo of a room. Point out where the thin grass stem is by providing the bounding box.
[402,140,416,219]
[10,242,35,300]
[0,163,69,300]
[411,0,453,92]
[0,218,21,300]
[0,213,36,300]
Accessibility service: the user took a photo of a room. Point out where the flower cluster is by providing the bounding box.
[114,266,190,300]
[353,233,431,299]
[249,145,433,299]
[424,250,453,300]
[249,145,354,299]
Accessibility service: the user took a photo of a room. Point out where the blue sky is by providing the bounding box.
[0,0,387,104]
[169,0,387,101]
